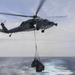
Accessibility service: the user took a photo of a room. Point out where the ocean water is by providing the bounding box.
[0,57,75,75]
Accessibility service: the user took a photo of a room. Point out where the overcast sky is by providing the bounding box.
[0,0,75,57]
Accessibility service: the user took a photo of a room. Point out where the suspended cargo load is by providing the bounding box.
[31,30,45,72]
[36,60,45,72]
[31,58,45,72]
[31,58,39,67]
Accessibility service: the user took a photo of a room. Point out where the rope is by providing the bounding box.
[34,30,40,60]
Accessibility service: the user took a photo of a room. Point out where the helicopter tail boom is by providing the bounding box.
[0,29,4,32]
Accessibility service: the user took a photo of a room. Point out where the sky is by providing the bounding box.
[0,0,75,57]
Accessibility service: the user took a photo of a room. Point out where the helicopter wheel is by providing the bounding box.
[9,33,12,37]
[41,30,44,33]
[9,35,11,37]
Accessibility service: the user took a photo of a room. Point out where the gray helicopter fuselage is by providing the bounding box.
[0,18,57,33]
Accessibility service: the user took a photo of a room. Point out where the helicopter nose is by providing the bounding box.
[55,23,57,26]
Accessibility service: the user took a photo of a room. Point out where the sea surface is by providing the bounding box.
[0,57,75,75]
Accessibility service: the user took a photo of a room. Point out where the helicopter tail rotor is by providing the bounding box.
[0,20,6,26]
[0,20,8,33]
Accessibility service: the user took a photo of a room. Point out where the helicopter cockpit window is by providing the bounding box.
[43,19,47,22]
[20,22,27,26]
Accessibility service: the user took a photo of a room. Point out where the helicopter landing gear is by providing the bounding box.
[9,33,12,37]
[41,30,45,33]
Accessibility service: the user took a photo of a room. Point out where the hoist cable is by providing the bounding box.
[34,30,40,60]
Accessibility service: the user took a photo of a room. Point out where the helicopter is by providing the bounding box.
[0,0,58,37]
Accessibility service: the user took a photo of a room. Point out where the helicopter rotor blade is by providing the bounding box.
[0,12,33,18]
[35,0,45,16]
[48,16,67,18]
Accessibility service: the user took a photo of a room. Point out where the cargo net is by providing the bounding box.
[31,30,45,72]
